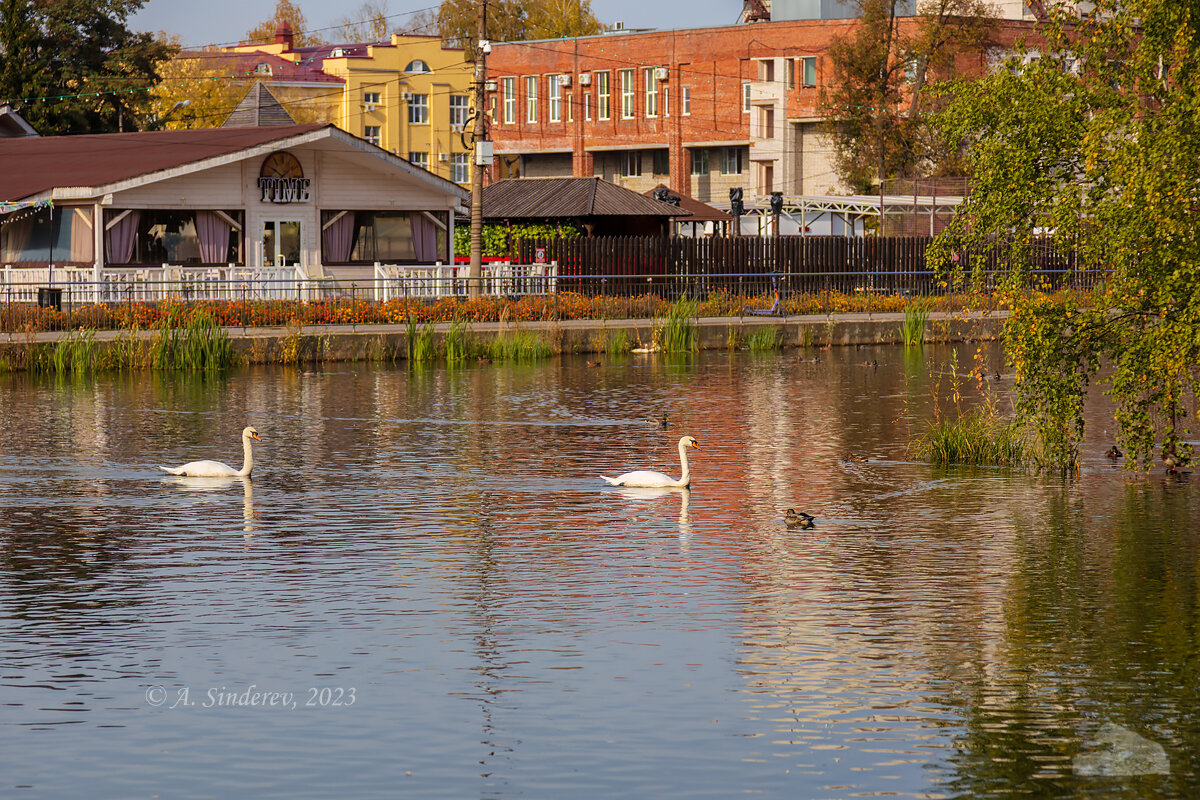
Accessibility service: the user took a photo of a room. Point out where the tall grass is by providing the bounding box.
[746,325,782,351]
[914,405,1027,466]
[444,318,473,362]
[485,330,552,361]
[406,315,435,363]
[654,298,699,353]
[604,327,630,354]
[900,301,930,347]
[150,312,236,370]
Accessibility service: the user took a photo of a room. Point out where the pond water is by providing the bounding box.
[1,345,1197,799]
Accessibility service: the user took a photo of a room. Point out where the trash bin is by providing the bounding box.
[38,287,63,311]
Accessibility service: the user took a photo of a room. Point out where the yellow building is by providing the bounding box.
[225,26,476,187]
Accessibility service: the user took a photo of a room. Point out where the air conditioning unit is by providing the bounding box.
[330,48,345,58]
[558,74,571,87]
[451,123,464,132]
[578,73,592,86]
[438,152,449,162]
[654,67,669,81]
[362,103,376,112]
[401,92,413,102]
[484,79,497,92]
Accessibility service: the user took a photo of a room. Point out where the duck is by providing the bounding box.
[784,509,815,529]
[160,427,261,478]
[477,356,493,364]
[1105,445,1123,459]
[586,360,602,367]
[1161,449,1190,474]
[601,436,699,488]
[646,412,668,429]
[844,453,868,463]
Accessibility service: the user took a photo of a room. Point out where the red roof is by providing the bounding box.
[0,124,326,201]
[180,49,343,84]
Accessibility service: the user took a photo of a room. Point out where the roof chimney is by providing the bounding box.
[274,21,294,51]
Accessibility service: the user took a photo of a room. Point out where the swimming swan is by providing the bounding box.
[601,436,699,488]
[160,427,261,478]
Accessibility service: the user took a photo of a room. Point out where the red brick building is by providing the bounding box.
[485,18,1035,209]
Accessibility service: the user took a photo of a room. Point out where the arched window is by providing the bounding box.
[404,59,432,74]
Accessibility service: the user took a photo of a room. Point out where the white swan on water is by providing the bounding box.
[601,436,699,488]
[160,427,261,478]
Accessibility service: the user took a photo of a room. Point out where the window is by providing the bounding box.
[743,82,751,113]
[408,94,428,124]
[584,92,592,120]
[449,95,469,128]
[363,91,381,106]
[759,59,774,82]
[644,67,657,117]
[690,148,707,175]
[450,153,470,183]
[787,59,795,89]
[3,206,95,265]
[597,71,610,120]
[101,209,244,266]
[682,86,691,116]
[801,57,817,88]
[502,77,516,124]
[663,86,669,117]
[526,75,537,122]
[619,150,641,177]
[652,150,669,175]
[409,152,429,171]
[254,63,272,76]
[620,69,635,118]
[321,210,446,264]
[759,108,775,139]
[721,147,743,175]
[404,59,431,73]
[364,125,381,145]
[548,74,561,122]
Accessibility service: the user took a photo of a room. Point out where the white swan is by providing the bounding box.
[160,427,261,478]
[601,436,699,488]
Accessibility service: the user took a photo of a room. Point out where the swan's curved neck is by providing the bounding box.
[238,434,255,477]
[677,441,691,487]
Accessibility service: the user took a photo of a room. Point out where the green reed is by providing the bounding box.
[485,330,552,362]
[444,318,473,362]
[900,301,930,347]
[406,315,436,363]
[914,405,1027,467]
[654,298,699,353]
[745,325,782,351]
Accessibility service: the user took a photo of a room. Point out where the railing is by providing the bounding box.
[1,268,1107,334]
[373,261,558,301]
[1,263,312,304]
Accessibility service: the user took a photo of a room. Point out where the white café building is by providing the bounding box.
[0,120,468,292]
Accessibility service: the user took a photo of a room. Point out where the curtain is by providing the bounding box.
[105,210,141,264]
[322,212,356,263]
[2,215,35,262]
[69,208,94,263]
[195,211,231,264]
[411,212,438,262]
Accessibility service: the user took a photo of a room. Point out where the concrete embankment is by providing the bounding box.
[1,310,1006,366]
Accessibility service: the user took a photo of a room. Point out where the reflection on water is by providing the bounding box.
[0,346,1197,798]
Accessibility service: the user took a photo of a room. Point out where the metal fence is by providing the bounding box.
[1,265,1107,334]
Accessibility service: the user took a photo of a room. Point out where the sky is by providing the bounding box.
[130,0,742,49]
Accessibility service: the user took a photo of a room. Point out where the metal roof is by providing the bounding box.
[482,177,689,219]
[222,82,297,128]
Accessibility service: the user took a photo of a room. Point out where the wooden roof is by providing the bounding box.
[482,177,690,219]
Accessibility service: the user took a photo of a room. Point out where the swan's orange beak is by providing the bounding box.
[251,432,261,440]
[691,440,700,449]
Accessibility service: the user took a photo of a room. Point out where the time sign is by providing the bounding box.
[257,152,312,203]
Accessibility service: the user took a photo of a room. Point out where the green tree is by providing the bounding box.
[820,0,996,193]
[436,0,603,56]
[243,0,325,47]
[928,0,1200,471]
[0,0,173,134]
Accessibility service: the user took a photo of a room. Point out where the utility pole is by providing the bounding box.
[468,0,488,299]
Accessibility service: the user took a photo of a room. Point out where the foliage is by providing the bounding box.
[928,0,1200,471]
[244,0,325,46]
[436,0,603,56]
[444,317,472,361]
[654,299,699,353]
[900,300,929,347]
[406,314,435,363]
[819,0,996,192]
[0,0,174,134]
[453,221,585,257]
[483,330,552,361]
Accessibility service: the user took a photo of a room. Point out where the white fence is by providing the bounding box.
[1,264,311,303]
[373,261,558,301]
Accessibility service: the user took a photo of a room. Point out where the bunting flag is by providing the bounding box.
[0,199,52,216]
